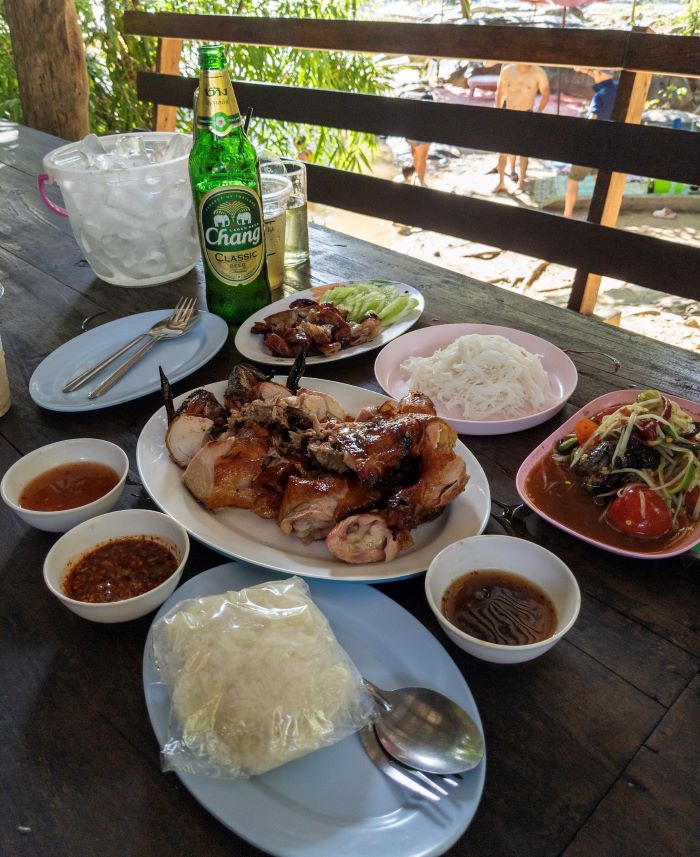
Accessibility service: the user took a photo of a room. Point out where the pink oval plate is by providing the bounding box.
[516,388,700,560]
[374,323,577,436]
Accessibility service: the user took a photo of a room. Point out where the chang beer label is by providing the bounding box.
[199,186,265,285]
[196,70,241,137]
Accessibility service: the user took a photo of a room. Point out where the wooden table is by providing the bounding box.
[1,121,698,857]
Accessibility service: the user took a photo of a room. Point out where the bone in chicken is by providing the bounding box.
[326,513,413,564]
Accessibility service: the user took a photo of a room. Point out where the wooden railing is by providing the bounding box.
[123,13,700,313]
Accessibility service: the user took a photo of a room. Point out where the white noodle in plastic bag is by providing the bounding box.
[151,576,376,778]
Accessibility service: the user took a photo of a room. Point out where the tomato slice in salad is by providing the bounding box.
[606,485,672,539]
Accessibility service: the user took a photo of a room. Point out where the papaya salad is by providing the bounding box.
[526,390,699,549]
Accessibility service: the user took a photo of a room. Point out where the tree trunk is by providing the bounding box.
[5,0,89,140]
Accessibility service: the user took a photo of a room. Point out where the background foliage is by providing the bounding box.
[1,1,698,164]
[0,0,390,170]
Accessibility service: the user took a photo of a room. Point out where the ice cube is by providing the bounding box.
[159,216,197,268]
[159,134,190,163]
[145,173,165,188]
[114,135,147,159]
[80,133,107,168]
[160,180,193,222]
[98,203,143,238]
[100,233,137,267]
[137,249,169,278]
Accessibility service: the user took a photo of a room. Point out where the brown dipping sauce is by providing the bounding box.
[442,570,557,646]
[20,461,120,512]
[63,536,178,603]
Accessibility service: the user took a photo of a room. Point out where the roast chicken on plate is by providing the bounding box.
[162,360,468,564]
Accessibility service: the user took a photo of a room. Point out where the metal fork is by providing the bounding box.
[359,727,461,801]
[63,297,196,392]
[490,498,532,538]
[87,296,198,400]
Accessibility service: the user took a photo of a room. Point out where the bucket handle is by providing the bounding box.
[37,173,68,218]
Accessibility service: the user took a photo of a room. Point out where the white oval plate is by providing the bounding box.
[29,309,229,413]
[136,377,491,583]
[235,280,424,366]
[375,323,578,436]
[143,561,486,857]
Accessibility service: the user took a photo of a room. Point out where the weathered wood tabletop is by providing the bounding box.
[1,121,698,857]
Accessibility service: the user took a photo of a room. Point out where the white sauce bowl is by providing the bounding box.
[1,438,129,532]
[43,509,189,623]
[425,535,580,664]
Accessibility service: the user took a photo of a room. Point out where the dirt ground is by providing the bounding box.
[310,144,700,354]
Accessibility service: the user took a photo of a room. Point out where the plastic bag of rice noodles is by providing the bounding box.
[151,576,376,778]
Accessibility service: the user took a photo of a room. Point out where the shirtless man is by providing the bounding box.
[493,64,550,193]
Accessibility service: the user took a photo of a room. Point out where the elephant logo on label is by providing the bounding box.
[236,211,252,226]
[213,213,230,228]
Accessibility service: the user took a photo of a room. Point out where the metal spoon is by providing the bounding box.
[63,297,197,392]
[87,310,199,400]
[363,678,485,775]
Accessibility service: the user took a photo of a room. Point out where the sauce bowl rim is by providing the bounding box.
[425,534,581,652]
[0,438,129,518]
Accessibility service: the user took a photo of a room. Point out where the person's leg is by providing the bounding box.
[413,144,430,185]
[518,156,528,190]
[508,154,517,179]
[493,152,508,192]
[564,178,579,217]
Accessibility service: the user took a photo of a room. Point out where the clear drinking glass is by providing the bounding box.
[282,158,309,267]
[261,174,293,289]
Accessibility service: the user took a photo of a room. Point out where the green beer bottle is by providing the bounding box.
[189,44,270,325]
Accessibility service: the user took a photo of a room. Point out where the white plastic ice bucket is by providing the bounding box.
[39,132,198,287]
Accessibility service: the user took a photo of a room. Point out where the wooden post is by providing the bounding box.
[568,27,653,314]
[5,0,89,141]
[154,38,183,131]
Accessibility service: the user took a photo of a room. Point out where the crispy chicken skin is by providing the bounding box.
[385,420,468,530]
[356,390,436,422]
[326,513,413,564]
[182,423,271,510]
[278,474,380,543]
[308,412,433,486]
[251,299,381,358]
[249,457,305,519]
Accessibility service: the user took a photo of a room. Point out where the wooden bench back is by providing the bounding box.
[124,13,700,312]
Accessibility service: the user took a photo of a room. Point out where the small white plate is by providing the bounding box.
[29,309,229,412]
[143,561,486,857]
[235,280,424,365]
[136,378,491,583]
[375,323,578,436]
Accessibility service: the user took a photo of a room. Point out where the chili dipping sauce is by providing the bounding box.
[20,461,120,512]
[63,536,178,603]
